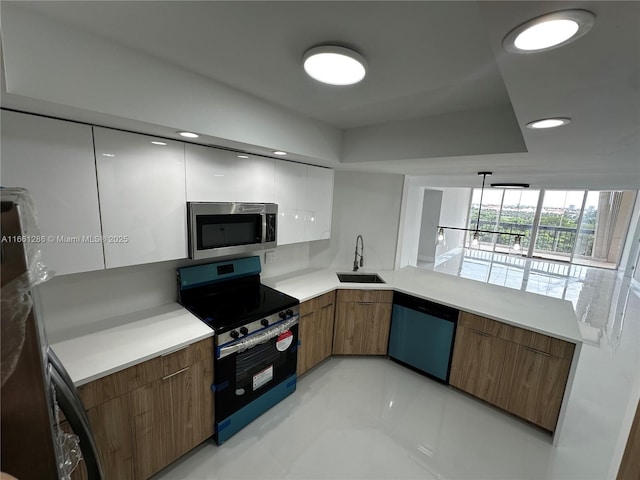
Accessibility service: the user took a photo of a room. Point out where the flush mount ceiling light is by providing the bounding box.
[273,151,287,156]
[178,131,199,138]
[526,117,571,129]
[303,45,367,85]
[503,10,595,53]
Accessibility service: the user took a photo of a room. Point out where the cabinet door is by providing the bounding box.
[94,127,187,268]
[86,395,135,480]
[304,166,334,241]
[172,358,214,459]
[449,326,507,406]
[502,345,571,431]
[333,300,391,355]
[236,156,275,203]
[131,357,214,478]
[297,293,336,376]
[316,295,336,363]
[130,377,173,479]
[185,144,237,202]
[1,111,104,275]
[274,161,306,245]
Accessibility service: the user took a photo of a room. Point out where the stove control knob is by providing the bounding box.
[240,327,249,336]
[230,330,239,339]
[261,319,269,327]
[278,311,287,320]
[286,309,294,317]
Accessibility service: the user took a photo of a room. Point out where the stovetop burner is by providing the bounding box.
[177,257,299,335]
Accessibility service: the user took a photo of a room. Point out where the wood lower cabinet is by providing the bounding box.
[502,344,572,431]
[332,290,393,355]
[298,291,336,376]
[449,325,510,408]
[131,353,214,479]
[73,338,213,479]
[450,311,574,432]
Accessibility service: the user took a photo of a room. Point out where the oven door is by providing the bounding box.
[214,318,298,423]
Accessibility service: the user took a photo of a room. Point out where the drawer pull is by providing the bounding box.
[162,366,190,380]
[320,304,334,310]
[525,347,551,357]
[301,312,314,318]
[161,345,189,357]
[470,328,491,338]
[357,302,375,305]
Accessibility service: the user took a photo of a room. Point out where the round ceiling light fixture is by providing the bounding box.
[526,117,571,129]
[303,45,367,85]
[503,10,595,53]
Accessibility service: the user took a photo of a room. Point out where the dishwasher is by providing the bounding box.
[387,292,458,383]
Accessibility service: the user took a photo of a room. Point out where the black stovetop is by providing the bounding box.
[178,274,299,334]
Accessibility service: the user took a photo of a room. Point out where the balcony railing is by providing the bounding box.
[468,221,596,257]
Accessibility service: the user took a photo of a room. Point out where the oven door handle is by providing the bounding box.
[218,315,299,359]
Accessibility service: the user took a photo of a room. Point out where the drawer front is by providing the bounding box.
[78,357,162,410]
[527,332,575,359]
[162,338,213,377]
[458,311,531,344]
[337,289,393,304]
[78,338,213,409]
[317,291,336,308]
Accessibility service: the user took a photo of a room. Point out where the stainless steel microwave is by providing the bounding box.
[187,202,277,260]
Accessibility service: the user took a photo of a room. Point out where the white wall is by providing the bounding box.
[436,188,472,257]
[618,192,640,283]
[1,4,341,164]
[396,179,422,268]
[38,243,310,343]
[417,189,443,263]
[309,171,404,271]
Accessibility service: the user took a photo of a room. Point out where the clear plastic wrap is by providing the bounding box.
[0,187,55,387]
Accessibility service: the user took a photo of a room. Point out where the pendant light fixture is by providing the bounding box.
[437,172,526,252]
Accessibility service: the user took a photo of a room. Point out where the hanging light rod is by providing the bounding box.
[436,171,524,252]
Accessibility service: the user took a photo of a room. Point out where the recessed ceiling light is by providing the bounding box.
[178,131,199,138]
[101,153,115,157]
[503,10,595,53]
[526,117,571,129]
[237,155,249,159]
[303,45,367,85]
[273,151,287,156]
[151,141,167,146]
[491,183,531,189]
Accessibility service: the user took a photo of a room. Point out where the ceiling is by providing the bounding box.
[1,1,639,189]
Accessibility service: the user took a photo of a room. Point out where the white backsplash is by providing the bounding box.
[38,243,310,343]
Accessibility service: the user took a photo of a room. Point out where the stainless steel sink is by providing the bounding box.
[336,273,386,284]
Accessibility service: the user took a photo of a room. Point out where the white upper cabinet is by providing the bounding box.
[235,156,275,203]
[274,161,333,245]
[185,144,237,202]
[0,111,105,275]
[304,166,334,241]
[275,161,307,245]
[93,128,187,268]
[185,146,275,204]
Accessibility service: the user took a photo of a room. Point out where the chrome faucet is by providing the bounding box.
[353,235,364,272]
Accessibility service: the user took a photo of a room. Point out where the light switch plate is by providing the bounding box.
[265,250,276,264]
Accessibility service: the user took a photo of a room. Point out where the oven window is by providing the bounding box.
[197,214,262,249]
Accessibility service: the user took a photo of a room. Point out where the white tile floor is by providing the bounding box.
[154,255,640,480]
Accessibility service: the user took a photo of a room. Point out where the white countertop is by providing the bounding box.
[53,266,581,387]
[263,266,583,344]
[51,303,213,386]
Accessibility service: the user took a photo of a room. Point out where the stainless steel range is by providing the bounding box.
[177,256,299,444]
